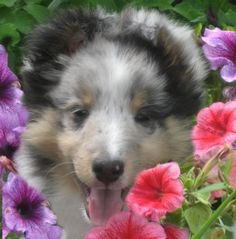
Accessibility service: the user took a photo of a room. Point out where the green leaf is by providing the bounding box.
[5,10,36,34]
[0,0,17,7]
[165,208,183,226]
[134,0,173,11]
[24,0,42,3]
[184,203,212,234]
[194,183,226,195]
[0,7,11,23]
[192,191,210,205]
[218,9,236,27]
[223,26,236,31]
[7,45,22,73]
[202,228,226,239]
[181,167,195,189]
[173,1,206,23]
[194,23,203,36]
[0,23,20,46]
[24,3,50,23]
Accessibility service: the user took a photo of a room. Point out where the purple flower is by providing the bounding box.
[202,28,236,82]
[0,44,28,158]
[3,173,58,238]
[26,224,63,239]
[0,103,28,158]
[0,44,20,106]
[223,86,236,101]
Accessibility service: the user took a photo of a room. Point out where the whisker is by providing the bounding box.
[60,171,77,179]
[46,162,74,176]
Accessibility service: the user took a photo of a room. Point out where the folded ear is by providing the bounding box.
[155,26,207,117]
[120,8,208,116]
[21,9,115,109]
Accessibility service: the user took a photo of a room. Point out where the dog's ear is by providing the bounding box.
[154,26,207,117]
[22,9,105,109]
[120,8,208,116]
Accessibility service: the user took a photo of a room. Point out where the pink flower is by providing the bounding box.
[163,225,189,239]
[202,28,236,82]
[126,162,184,221]
[192,101,236,160]
[84,212,166,239]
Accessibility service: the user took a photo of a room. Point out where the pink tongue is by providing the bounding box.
[88,188,123,226]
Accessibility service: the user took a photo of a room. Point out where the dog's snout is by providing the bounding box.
[92,159,124,184]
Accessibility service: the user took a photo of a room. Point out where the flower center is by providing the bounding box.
[156,188,163,200]
[199,124,225,137]
[17,201,35,218]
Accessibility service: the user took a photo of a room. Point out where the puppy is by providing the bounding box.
[16,8,208,238]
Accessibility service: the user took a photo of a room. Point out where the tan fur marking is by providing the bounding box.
[23,109,60,159]
[81,86,95,108]
[131,92,146,112]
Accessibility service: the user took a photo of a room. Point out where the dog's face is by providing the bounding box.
[17,8,208,227]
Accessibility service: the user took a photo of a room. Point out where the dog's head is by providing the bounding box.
[19,8,208,226]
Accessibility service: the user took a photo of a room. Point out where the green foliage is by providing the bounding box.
[184,203,212,233]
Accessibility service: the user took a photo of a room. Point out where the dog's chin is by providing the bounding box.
[80,182,129,226]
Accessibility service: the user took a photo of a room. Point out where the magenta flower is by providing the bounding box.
[202,28,236,82]
[84,212,166,239]
[163,225,189,239]
[192,101,236,160]
[3,173,59,238]
[126,162,184,221]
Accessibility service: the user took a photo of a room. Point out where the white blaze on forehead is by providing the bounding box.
[104,119,124,159]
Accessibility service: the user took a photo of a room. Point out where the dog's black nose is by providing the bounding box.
[92,159,124,185]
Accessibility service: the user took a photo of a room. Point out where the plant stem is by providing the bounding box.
[191,190,236,239]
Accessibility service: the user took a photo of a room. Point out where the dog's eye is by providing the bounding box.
[135,111,152,125]
[72,109,89,122]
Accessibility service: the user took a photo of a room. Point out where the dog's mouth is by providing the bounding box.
[81,183,128,226]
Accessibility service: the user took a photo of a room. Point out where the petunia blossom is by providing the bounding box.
[25,224,63,239]
[0,103,28,158]
[126,162,184,221]
[0,44,28,158]
[202,28,236,82]
[3,173,58,237]
[0,44,21,106]
[84,211,166,239]
[0,155,17,192]
[163,224,189,239]
[192,101,236,160]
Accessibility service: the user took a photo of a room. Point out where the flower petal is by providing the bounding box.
[220,62,236,82]
[84,212,166,239]
[163,224,189,239]
[126,163,184,221]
